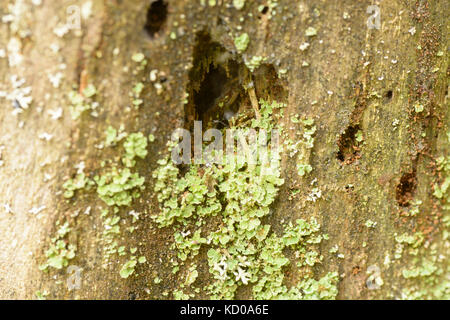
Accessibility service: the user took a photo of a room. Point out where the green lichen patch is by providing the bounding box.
[62,173,94,198]
[94,130,148,207]
[39,222,76,271]
[399,253,449,300]
[119,259,137,279]
[35,290,49,300]
[105,125,127,147]
[292,118,316,177]
[233,0,245,10]
[131,52,145,63]
[152,99,339,299]
[433,156,450,209]
[234,33,250,53]
[119,252,146,279]
[122,132,148,168]
[305,27,317,37]
[393,216,449,299]
[100,207,121,268]
[396,151,449,299]
[55,128,149,276]
[130,82,145,107]
[244,56,265,73]
[68,84,98,120]
[94,168,145,207]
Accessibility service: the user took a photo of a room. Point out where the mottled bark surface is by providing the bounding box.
[0,0,448,299]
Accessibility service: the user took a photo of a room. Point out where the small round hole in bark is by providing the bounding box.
[385,90,393,100]
[395,172,417,207]
[336,125,361,164]
[144,0,168,38]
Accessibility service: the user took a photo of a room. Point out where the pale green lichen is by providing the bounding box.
[293,118,316,177]
[414,101,424,113]
[365,219,377,228]
[122,132,148,167]
[94,130,149,272]
[297,163,312,177]
[39,222,76,271]
[234,33,250,53]
[394,232,424,258]
[131,52,145,63]
[95,131,148,206]
[244,56,265,72]
[100,208,121,268]
[130,82,144,107]
[397,147,449,299]
[185,266,199,287]
[305,27,317,37]
[233,0,245,10]
[119,246,146,279]
[62,173,93,198]
[68,84,98,120]
[52,126,150,279]
[402,259,438,279]
[119,258,137,278]
[355,130,364,143]
[433,156,450,209]
[35,290,49,300]
[105,125,127,147]
[408,200,422,217]
[396,229,449,299]
[399,251,449,300]
[129,55,147,106]
[173,289,192,300]
[151,99,339,299]
[94,167,145,207]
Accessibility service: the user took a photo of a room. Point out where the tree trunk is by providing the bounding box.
[0,0,448,300]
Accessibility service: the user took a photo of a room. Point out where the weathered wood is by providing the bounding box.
[0,0,448,299]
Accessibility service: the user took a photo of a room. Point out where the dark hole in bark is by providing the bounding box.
[385,90,393,100]
[193,64,236,130]
[337,125,361,163]
[144,0,168,38]
[395,172,417,207]
[258,6,269,19]
[183,31,288,172]
[184,32,242,133]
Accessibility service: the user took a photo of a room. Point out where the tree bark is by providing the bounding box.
[0,0,448,299]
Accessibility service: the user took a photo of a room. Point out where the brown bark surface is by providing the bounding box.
[0,0,448,299]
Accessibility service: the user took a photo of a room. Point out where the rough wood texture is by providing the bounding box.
[0,0,448,299]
